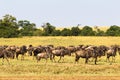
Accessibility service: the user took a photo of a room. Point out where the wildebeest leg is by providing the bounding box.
[85,58,89,64]
[45,58,47,63]
[106,55,110,62]
[94,57,97,65]
[3,55,10,65]
[62,56,64,62]
[49,54,53,62]
[112,56,113,63]
[37,57,41,63]
[75,56,80,63]
[16,53,19,60]
[5,57,10,65]
[53,55,56,62]
[29,51,32,56]
[107,56,112,65]
[21,54,24,60]
[58,56,62,62]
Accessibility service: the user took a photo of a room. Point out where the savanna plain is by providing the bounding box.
[0,36,120,80]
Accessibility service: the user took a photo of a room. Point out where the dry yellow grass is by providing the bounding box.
[0,36,119,46]
[0,36,120,80]
[56,26,109,31]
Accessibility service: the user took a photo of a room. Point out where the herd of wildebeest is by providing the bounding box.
[0,44,120,65]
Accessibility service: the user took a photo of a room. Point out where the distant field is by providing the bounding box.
[56,26,109,31]
[0,36,120,80]
[0,36,119,46]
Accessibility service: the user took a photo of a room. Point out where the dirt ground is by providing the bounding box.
[0,76,120,80]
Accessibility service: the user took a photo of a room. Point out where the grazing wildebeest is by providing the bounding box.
[75,46,102,64]
[51,47,71,62]
[16,45,27,60]
[106,45,118,64]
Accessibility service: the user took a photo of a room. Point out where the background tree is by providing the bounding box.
[0,14,19,38]
[94,26,106,36]
[81,26,95,36]
[71,26,81,36]
[18,20,37,36]
[61,28,71,36]
[51,30,61,36]
[42,23,55,36]
[106,25,120,36]
[33,29,44,36]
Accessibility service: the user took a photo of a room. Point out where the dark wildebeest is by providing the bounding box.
[51,47,71,62]
[90,45,108,62]
[33,46,46,57]
[16,45,27,60]
[98,45,108,57]
[75,46,102,64]
[106,45,118,64]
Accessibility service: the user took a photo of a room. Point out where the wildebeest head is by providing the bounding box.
[20,45,27,53]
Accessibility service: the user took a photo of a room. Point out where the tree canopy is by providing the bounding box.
[0,14,120,38]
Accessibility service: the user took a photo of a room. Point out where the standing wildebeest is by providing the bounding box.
[36,47,52,63]
[33,46,46,57]
[0,46,15,65]
[118,46,120,55]
[27,45,34,56]
[106,45,118,64]
[98,45,108,57]
[51,47,71,62]
[6,45,17,59]
[67,46,76,54]
[90,45,108,62]
[75,46,103,64]
[16,45,27,60]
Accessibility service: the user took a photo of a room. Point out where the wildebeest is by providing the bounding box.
[0,46,15,65]
[106,45,118,64]
[67,46,76,54]
[6,45,17,59]
[118,46,120,55]
[27,45,34,56]
[16,45,27,60]
[75,45,103,64]
[33,46,46,57]
[36,47,52,63]
[51,47,71,62]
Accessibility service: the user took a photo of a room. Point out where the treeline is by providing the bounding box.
[0,14,120,38]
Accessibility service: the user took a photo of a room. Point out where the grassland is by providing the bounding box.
[0,36,120,80]
[0,36,120,46]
